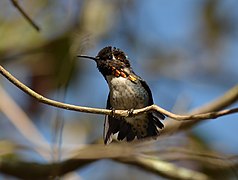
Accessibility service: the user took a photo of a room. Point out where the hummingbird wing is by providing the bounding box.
[103,93,117,145]
[139,79,165,132]
[139,79,165,119]
[103,114,113,145]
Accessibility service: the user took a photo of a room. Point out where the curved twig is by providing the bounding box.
[0,65,237,122]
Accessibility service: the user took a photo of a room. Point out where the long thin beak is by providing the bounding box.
[77,55,98,61]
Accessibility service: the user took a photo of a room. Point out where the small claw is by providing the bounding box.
[127,108,134,117]
[110,107,116,117]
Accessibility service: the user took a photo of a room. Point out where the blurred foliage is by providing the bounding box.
[0,0,238,179]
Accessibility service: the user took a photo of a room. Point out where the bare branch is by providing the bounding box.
[0,144,210,180]
[10,0,40,32]
[0,65,237,122]
[131,104,238,121]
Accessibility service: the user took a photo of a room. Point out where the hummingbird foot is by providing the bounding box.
[110,107,116,117]
[127,108,134,117]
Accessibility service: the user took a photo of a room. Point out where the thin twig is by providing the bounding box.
[10,0,40,32]
[0,65,237,122]
[162,85,238,135]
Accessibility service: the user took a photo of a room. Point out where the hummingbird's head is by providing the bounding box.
[78,46,132,78]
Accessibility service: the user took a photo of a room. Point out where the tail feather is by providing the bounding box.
[117,121,131,140]
[104,113,164,144]
[153,111,166,120]
[152,116,164,129]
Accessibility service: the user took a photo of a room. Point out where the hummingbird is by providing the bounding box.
[78,46,165,145]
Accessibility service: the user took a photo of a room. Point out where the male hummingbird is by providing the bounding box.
[78,46,165,145]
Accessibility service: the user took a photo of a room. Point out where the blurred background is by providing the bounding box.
[0,0,238,179]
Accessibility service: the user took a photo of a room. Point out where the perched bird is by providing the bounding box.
[78,46,165,144]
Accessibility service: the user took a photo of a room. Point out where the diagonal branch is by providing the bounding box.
[10,0,40,32]
[163,85,238,134]
[0,65,237,122]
